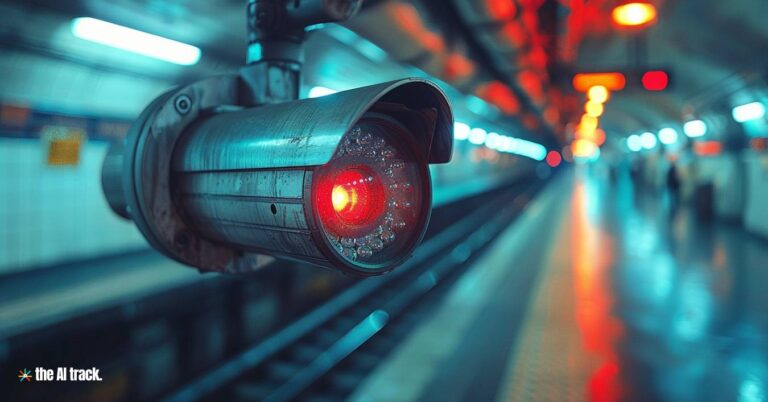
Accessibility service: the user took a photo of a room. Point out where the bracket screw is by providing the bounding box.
[174,95,192,115]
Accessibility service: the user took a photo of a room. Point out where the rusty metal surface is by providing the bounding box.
[175,168,327,260]
[172,78,453,173]
[123,74,275,273]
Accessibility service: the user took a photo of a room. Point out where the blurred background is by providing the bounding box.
[0,0,767,401]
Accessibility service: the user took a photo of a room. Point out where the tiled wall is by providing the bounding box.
[0,138,147,274]
[744,153,768,239]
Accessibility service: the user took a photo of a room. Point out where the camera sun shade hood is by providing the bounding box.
[102,75,453,274]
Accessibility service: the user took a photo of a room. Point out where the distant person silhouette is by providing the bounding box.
[667,163,680,212]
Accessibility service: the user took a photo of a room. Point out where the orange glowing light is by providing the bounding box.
[486,0,517,20]
[332,185,353,212]
[475,81,521,115]
[588,86,610,103]
[580,115,599,132]
[572,139,599,159]
[751,138,768,151]
[585,101,604,117]
[444,52,475,82]
[595,128,607,146]
[612,2,657,27]
[694,141,723,156]
[573,73,626,92]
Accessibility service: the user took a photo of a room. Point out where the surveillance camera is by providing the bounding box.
[103,76,453,276]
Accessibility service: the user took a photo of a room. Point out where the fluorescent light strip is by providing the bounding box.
[732,102,766,123]
[71,17,201,66]
[468,128,487,145]
[453,122,471,140]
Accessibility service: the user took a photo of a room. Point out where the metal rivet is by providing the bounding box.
[174,95,192,115]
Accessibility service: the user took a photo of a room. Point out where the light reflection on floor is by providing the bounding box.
[571,173,624,402]
[580,166,768,402]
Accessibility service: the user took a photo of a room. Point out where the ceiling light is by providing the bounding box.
[640,132,657,149]
[732,102,766,123]
[612,3,657,27]
[683,120,707,138]
[70,17,201,66]
[658,128,678,145]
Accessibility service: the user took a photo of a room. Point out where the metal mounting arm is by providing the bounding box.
[241,0,363,105]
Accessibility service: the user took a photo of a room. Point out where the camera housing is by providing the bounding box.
[102,76,453,275]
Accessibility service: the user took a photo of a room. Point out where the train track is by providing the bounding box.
[161,181,542,402]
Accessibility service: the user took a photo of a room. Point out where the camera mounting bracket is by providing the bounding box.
[240,0,363,106]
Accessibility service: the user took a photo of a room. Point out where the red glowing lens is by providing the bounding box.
[642,70,669,91]
[316,166,385,235]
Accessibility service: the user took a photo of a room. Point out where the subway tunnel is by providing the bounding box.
[1,0,767,401]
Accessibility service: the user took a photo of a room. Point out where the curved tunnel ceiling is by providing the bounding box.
[574,0,768,138]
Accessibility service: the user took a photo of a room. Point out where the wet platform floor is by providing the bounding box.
[349,167,768,402]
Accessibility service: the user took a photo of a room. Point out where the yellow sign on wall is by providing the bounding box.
[41,126,87,166]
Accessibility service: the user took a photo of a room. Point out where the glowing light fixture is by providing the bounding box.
[640,132,657,149]
[732,101,766,123]
[642,70,669,91]
[572,139,600,161]
[514,139,547,161]
[573,72,626,92]
[454,122,471,140]
[594,128,607,146]
[627,134,643,152]
[579,115,599,133]
[658,127,678,145]
[308,86,338,98]
[468,127,488,145]
[484,132,503,150]
[70,17,201,66]
[587,86,610,104]
[684,119,707,138]
[585,101,604,117]
[457,124,546,161]
[498,136,519,153]
[694,141,723,156]
[546,151,562,167]
[612,2,657,27]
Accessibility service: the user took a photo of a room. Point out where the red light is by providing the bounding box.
[475,81,520,115]
[316,166,385,235]
[486,0,517,20]
[546,151,562,167]
[444,52,475,82]
[641,71,669,91]
[694,141,722,156]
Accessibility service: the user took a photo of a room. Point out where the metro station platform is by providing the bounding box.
[349,168,768,402]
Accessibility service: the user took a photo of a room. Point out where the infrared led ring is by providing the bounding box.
[312,115,432,273]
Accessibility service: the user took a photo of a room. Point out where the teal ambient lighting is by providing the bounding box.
[70,17,201,66]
